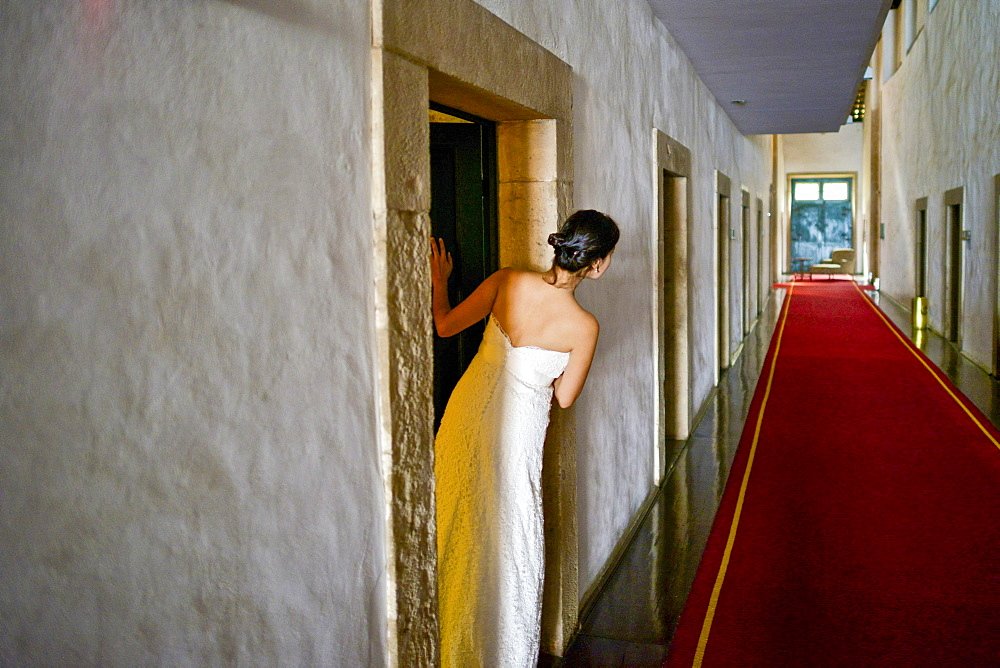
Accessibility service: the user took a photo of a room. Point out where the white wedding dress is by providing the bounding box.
[435,315,571,667]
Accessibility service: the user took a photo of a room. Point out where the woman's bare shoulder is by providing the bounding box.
[496,267,546,291]
[491,266,518,281]
[573,307,600,337]
[553,303,598,353]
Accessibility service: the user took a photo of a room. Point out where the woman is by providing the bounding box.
[431,209,620,667]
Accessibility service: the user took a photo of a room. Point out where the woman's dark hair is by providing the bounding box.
[547,210,620,273]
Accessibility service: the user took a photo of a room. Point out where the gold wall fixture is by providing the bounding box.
[912,296,928,330]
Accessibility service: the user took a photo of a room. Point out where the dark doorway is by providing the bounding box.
[717,190,731,371]
[790,177,854,266]
[741,191,751,335]
[946,199,963,344]
[429,105,498,429]
[756,199,764,318]
[995,175,1000,376]
[658,167,689,446]
[915,199,927,298]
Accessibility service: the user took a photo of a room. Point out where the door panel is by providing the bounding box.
[790,177,854,266]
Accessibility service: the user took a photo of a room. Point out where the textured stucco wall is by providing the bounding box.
[0,1,385,664]
[475,0,772,596]
[861,82,875,279]
[775,136,788,273]
[879,0,1000,367]
[782,124,864,176]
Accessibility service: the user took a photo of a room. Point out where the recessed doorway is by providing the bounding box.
[741,189,751,335]
[945,187,964,345]
[716,172,732,373]
[994,175,1000,376]
[915,197,928,299]
[789,175,855,268]
[429,104,499,429]
[655,131,692,473]
[756,198,765,318]
[377,7,576,658]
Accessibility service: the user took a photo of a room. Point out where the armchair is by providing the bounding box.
[809,249,855,279]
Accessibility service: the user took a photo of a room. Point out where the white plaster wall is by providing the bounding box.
[0,1,385,664]
[475,0,772,596]
[782,123,864,176]
[861,85,875,280]
[776,136,789,273]
[879,0,1000,367]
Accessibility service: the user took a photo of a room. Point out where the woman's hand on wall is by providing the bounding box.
[430,236,505,338]
[430,237,453,286]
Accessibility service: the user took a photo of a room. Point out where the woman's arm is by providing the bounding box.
[552,317,599,408]
[430,237,507,338]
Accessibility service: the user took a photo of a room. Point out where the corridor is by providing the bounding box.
[556,280,1000,665]
[3,0,998,663]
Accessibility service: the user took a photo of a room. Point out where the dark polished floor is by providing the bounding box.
[544,280,1000,667]
[545,289,788,666]
[871,290,1000,427]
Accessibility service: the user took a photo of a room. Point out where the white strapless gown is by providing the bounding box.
[435,315,571,667]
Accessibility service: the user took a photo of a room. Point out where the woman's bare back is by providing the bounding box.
[430,229,613,408]
[491,269,597,354]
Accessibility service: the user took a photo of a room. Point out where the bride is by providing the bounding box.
[430,209,620,667]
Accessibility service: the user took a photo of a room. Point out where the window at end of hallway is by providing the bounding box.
[794,183,820,201]
[823,183,849,201]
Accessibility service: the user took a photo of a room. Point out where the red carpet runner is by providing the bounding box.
[667,281,1000,666]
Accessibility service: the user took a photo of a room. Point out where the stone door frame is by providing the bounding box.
[654,130,692,477]
[372,0,576,662]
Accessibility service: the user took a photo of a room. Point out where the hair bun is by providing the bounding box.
[547,210,621,273]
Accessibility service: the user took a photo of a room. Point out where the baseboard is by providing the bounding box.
[729,341,745,367]
[573,361,730,637]
[575,483,660,632]
[876,289,908,312]
[688,385,718,443]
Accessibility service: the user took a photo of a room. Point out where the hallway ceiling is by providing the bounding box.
[648,0,892,135]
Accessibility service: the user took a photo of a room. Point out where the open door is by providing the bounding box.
[429,105,498,429]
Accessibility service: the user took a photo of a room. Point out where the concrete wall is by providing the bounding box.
[0,1,385,664]
[476,0,772,596]
[878,0,1000,368]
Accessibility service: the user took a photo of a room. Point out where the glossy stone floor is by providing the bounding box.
[543,280,1000,667]
[869,290,1000,427]
[542,289,788,666]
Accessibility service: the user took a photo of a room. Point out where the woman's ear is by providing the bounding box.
[588,251,613,279]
